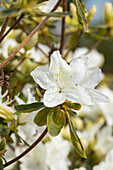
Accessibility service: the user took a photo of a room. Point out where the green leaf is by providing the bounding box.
[0,138,6,151]
[14,102,44,113]
[1,0,17,5]
[0,158,4,170]
[0,8,18,19]
[68,114,86,158]
[15,133,30,146]
[47,107,65,137]
[36,11,70,18]
[73,0,88,32]
[34,107,51,126]
[63,101,81,111]
[67,110,77,117]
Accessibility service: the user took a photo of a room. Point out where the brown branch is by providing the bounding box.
[0,0,62,69]
[4,127,48,168]
[60,0,66,54]
[42,31,53,49]
[0,16,11,40]
[0,13,24,43]
[64,30,83,59]
[36,44,49,58]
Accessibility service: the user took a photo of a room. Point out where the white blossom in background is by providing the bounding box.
[15,142,47,170]
[77,119,104,148]
[1,38,24,59]
[27,43,50,62]
[80,87,113,126]
[74,168,86,170]
[15,134,71,170]
[39,0,58,13]
[0,87,15,118]
[31,50,109,107]
[45,135,71,170]
[93,149,113,170]
[73,47,104,68]
[95,126,113,154]
[15,88,44,139]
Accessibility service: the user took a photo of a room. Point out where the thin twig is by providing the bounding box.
[0,16,11,40]
[0,13,24,43]
[60,0,66,54]
[0,0,62,69]
[36,44,49,58]
[64,30,83,59]
[4,127,48,168]
[42,31,53,49]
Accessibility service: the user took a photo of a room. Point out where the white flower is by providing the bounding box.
[39,0,58,13]
[95,126,113,154]
[15,88,44,139]
[45,135,71,170]
[31,50,109,107]
[0,87,15,119]
[15,142,47,170]
[93,149,113,170]
[27,44,50,62]
[77,119,104,148]
[74,168,86,170]
[73,47,104,68]
[1,38,24,59]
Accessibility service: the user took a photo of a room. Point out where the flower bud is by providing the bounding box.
[104,2,113,22]
[87,5,96,22]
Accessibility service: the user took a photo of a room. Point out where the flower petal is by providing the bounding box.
[49,51,71,88]
[70,55,88,84]
[30,65,53,89]
[44,87,66,107]
[88,89,109,103]
[64,86,92,105]
[81,67,101,88]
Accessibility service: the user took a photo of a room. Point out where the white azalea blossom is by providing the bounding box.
[45,135,71,170]
[15,88,44,139]
[39,0,58,13]
[74,168,86,170]
[77,119,104,148]
[93,149,113,170]
[73,47,104,68]
[95,126,113,154]
[31,50,109,107]
[0,87,15,119]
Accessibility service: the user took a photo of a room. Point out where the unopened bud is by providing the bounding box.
[104,2,113,22]
[87,5,96,22]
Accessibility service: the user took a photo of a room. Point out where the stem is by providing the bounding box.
[0,0,62,69]
[60,0,66,54]
[36,44,49,58]
[0,16,11,40]
[42,31,53,49]
[4,127,48,168]
[0,14,24,43]
[64,30,83,59]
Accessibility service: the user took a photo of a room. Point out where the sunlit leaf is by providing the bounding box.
[68,114,86,158]
[14,102,44,113]
[63,101,81,111]
[47,107,65,137]
[34,107,52,126]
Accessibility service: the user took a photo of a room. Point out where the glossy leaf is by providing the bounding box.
[47,107,65,137]
[14,102,44,113]
[68,114,86,158]
[73,0,88,32]
[63,101,81,111]
[0,159,4,170]
[34,107,52,126]
[36,11,70,18]
[0,8,18,19]
[67,109,77,117]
